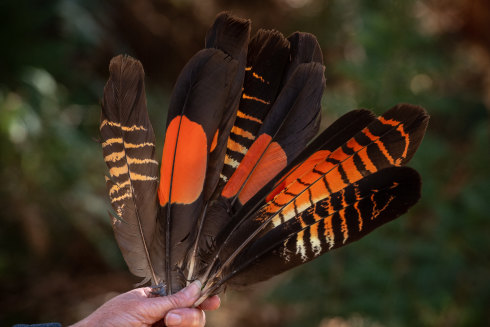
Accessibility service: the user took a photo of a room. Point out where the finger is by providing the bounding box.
[198,295,220,311]
[165,308,205,327]
[150,280,202,313]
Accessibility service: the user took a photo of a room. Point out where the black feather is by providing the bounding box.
[101,55,162,285]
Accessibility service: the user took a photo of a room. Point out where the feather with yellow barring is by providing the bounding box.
[101,54,162,286]
[194,32,326,286]
[202,14,251,201]
[217,29,291,190]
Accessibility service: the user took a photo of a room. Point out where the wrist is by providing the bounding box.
[69,314,96,327]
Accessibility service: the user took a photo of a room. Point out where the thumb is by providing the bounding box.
[153,281,202,312]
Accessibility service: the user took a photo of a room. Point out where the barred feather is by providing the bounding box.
[101,55,161,285]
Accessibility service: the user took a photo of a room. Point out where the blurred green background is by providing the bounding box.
[1,0,489,326]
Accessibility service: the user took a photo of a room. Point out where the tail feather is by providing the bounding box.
[101,55,161,285]
[218,29,291,191]
[287,32,324,70]
[203,12,251,201]
[157,12,250,293]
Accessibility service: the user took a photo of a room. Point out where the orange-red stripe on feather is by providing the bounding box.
[363,128,396,165]
[339,208,349,243]
[210,129,219,153]
[271,190,310,225]
[322,166,346,193]
[241,93,271,105]
[357,147,377,173]
[230,125,255,140]
[354,200,363,231]
[378,116,400,127]
[265,150,330,202]
[265,179,287,203]
[236,110,262,124]
[340,160,363,183]
[396,124,410,164]
[264,118,413,229]
[252,71,268,84]
[239,138,287,204]
[346,137,364,152]
[329,147,350,163]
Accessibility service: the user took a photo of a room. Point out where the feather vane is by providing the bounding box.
[101,55,161,285]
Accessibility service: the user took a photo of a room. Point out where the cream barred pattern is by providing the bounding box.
[101,120,158,206]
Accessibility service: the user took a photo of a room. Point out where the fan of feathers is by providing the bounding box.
[100,12,429,305]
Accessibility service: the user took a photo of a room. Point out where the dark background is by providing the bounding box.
[1,0,489,326]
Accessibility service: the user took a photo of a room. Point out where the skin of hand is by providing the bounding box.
[70,281,220,327]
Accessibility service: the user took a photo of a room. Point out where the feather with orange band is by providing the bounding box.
[156,13,250,294]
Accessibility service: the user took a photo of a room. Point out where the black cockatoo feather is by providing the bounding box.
[100,12,429,305]
[100,55,161,285]
[155,12,250,294]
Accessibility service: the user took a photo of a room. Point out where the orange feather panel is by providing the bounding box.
[158,115,207,206]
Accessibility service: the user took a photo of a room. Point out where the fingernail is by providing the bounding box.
[183,280,202,298]
[165,312,182,326]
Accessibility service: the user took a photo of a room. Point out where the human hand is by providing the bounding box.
[71,281,220,327]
